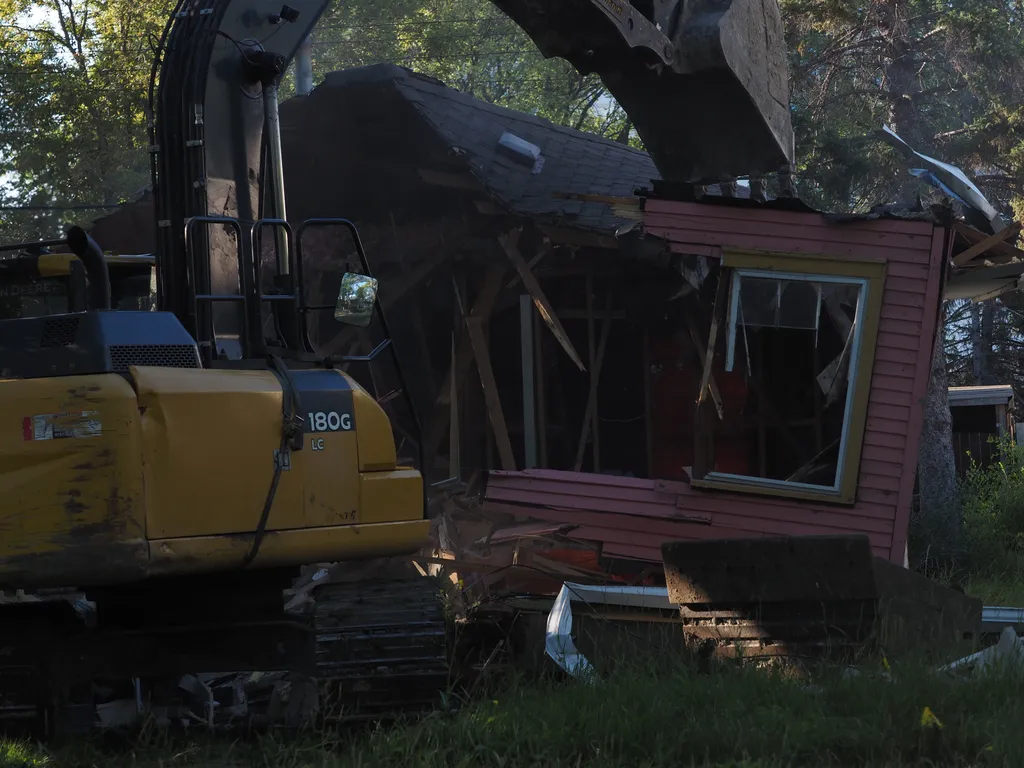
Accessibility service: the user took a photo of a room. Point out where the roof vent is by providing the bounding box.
[497,132,545,175]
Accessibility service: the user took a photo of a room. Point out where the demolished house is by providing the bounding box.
[84,64,1024,588]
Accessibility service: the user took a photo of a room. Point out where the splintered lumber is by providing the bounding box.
[499,228,586,371]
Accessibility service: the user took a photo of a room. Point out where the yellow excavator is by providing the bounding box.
[0,0,800,735]
[0,0,440,735]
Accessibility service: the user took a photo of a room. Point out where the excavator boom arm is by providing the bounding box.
[149,0,331,354]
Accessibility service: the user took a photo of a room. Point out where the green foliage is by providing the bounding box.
[958,435,1024,579]
[782,0,1024,214]
[304,0,634,142]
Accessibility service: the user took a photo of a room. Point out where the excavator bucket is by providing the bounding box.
[490,0,795,183]
[661,535,982,660]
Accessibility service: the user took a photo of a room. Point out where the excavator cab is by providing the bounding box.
[0,243,155,318]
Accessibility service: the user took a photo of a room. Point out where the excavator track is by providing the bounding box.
[0,574,450,735]
[306,576,451,723]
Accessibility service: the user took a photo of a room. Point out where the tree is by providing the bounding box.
[0,0,172,241]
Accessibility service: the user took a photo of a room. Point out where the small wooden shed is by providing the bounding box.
[948,384,1016,474]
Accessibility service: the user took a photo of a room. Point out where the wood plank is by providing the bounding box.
[952,221,1022,266]
[684,319,724,420]
[466,316,516,470]
[698,269,730,408]
[534,307,548,468]
[500,228,586,371]
[575,279,612,472]
[422,265,508,466]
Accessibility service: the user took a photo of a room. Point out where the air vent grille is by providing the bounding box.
[108,344,200,372]
[41,317,80,347]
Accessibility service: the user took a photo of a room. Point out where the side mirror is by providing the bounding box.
[334,272,378,328]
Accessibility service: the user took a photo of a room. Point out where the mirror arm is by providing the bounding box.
[332,337,392,364]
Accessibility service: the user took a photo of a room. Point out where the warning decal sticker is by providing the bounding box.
[22,411,102,441]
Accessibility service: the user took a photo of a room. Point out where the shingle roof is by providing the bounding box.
[321,64,661,234]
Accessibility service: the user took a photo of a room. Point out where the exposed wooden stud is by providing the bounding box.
[682,316,724,420]
[575,283,612,472]
[643,327,653,479]
[448,333,460,481]
[535,305,548,468]
[467,316,516,471]
[505,244,549,290]
[520,295,537,469]
[422,265,508,466]
[952,221,1022,266]
[697,268,730,408]
[500,227,587,372]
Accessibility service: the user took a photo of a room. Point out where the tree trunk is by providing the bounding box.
[980,299,996,384]
[916,306,962,561]
[971,301,982,382]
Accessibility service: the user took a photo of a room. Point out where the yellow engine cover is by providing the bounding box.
[0,365,428,588]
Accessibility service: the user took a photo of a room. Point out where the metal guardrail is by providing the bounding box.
[981,606,1024,633]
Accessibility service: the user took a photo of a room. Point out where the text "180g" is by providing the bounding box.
[307,411,353,433]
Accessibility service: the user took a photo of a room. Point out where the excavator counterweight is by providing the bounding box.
[490,0,795,182]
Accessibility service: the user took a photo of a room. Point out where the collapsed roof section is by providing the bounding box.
[294,63,660,236]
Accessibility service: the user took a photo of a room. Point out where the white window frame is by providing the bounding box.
[708,268,870,496]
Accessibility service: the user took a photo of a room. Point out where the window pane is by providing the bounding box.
[714,272,864,490]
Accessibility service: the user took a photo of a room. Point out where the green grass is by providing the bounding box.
[7,656,1024,768]
[964,567,1024,606]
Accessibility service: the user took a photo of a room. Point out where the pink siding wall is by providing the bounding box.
[484,202,948,565]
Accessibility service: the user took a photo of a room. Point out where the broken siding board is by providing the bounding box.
[498,502,894,550]
[644,199,936,236]
[486,477,897,530]
[650,228,921,263]
[645,214,932,251]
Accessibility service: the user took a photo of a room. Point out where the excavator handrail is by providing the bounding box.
[295,217,426,487]
[184,215,249,361]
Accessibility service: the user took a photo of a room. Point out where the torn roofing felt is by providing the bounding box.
[316,63,660,234]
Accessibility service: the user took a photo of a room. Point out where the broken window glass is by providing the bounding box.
[703,269,866,492]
